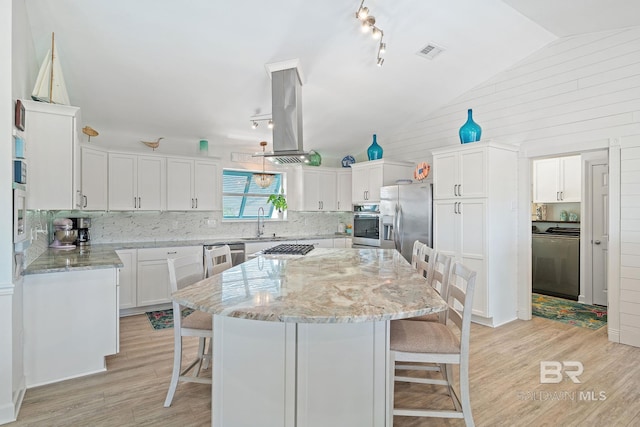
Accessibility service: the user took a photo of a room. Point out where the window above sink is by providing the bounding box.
[222,169,285,220]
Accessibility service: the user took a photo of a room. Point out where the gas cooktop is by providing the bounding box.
[263,244,315,255]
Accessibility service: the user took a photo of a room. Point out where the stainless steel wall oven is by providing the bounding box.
[352,204,381,247]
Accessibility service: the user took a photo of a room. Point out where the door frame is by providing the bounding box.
[516,138,621,344]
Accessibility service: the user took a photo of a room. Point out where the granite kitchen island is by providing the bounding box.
[172,248,447,427]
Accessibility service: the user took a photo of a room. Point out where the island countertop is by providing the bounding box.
[172,247,447,323]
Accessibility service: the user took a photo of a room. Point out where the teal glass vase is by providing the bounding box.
[367,134,383,160]
[459,109,482,144]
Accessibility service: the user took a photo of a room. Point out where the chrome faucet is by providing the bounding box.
[257,207,265,238]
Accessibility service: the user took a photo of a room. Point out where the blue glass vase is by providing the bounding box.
[367,134,383,160]
[459,109,482,144]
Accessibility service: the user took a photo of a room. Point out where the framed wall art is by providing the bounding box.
[15,99,25,131]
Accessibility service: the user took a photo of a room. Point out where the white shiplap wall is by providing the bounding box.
[384,27,640,346]
[386,27,640,158]
[621,144,640,347]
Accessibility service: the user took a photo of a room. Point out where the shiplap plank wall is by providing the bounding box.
[621,146,640,347]
[386,27,640,347]
[386,27,640,159]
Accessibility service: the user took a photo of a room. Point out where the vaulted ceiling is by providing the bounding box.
[23,0,640,158]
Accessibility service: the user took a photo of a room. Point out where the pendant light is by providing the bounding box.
[254,141,275,188]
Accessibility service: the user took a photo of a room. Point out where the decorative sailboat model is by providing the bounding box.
[32,32,70,105]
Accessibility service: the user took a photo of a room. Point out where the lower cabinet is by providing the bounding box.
[118,246,202,313]
[116,249,137,310]
[23,268,119,386]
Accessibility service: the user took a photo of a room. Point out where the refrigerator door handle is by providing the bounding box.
[393,204,401,250]
[397,206,404,253]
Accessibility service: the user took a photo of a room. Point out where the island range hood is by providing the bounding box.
[254,60,310,164]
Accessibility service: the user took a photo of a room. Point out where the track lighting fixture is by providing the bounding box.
[355,0,387,66]
[249,114,273,129]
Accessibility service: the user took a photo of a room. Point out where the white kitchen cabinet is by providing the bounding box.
[22,100,82,210]
[350,159,413,204]
[432,141,518,327]
[23,268,119,386]
[333,237,352,248]
[166,158,220,211]
[336,169,352,211]
[302,168,337,211]
[532,155,581,203]
[108,152,166,210]
[136,246,202,307]
[116,249,137,310]
[80,146,108,210]
[432,145,486,199]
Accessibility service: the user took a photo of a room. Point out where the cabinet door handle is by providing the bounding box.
[138,197,141,209]
[458,185,462,197]
[454,202,458,214]
[458,202,462,214]
[594,240,601,245]
[167,251,177,255]
[560,191,564,200]
[83,195,88,208]
[454,185,458,197]
[134,197,137,209]
[557,192,560,201]
[337,201,340,210]
[195,198,198,208]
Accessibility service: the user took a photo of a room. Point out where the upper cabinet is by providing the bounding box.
[80,146,108,210]
[288,166,351,212]
[336,169,352,212]
[108,153,166,211]
[533,155,581,203]
[350,159,413,204]
[22,100,82,210]
[302,168,337,211]
[166,158,220,211]
[432,146,486,199]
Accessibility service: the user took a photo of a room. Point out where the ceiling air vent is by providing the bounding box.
[416,43,445,60]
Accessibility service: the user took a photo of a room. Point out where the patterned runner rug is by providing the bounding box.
[532,293,607,330]
[145,308,194,330]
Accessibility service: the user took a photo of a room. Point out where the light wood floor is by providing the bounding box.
[9,315,640,427]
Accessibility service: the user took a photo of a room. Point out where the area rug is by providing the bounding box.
[145,308,194,330]
[532,293,607,330]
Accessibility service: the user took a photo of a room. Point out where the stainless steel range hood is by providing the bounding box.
[254,61,309,164]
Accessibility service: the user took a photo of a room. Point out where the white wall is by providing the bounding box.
[1,0,16,423]
[383,27,640,345]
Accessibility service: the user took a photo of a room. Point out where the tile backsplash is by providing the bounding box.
[24,210,353,265]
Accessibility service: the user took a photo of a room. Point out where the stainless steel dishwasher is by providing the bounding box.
[203,242,245,266]
[532,227,580,300]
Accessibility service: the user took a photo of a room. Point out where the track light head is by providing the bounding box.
[372,27,382,39]
[377,57,384,67]
[267,120,274,129]
[379,42,386,54]
[251,121,258,129]
[356,6,369,20]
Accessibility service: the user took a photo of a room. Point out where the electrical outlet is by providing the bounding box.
[206,218,217,228]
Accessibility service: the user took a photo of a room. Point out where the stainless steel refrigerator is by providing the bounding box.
[380,181,433,262]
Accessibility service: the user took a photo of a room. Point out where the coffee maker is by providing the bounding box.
[71,217,91,246]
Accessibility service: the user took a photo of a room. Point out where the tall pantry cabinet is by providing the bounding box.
[432,141,518,327]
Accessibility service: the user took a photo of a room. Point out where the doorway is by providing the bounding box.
[528,150,609,314]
